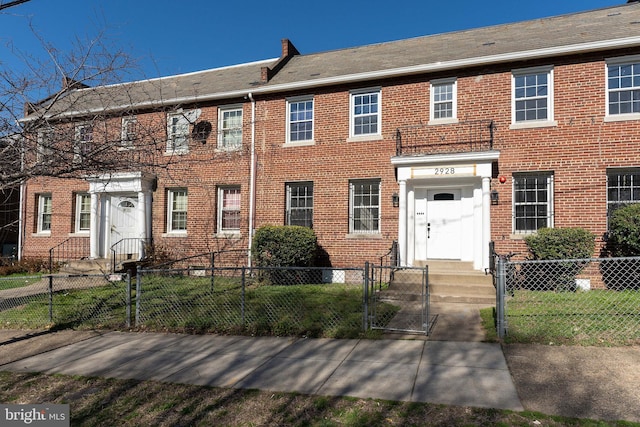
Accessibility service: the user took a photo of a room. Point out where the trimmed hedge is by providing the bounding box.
[524,227,595,260]
[606,203,640,257]
[252,225,317,267]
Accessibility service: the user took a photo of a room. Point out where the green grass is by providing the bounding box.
[481,289,640,346]
[0,275,43,290]
[0,274,398,338]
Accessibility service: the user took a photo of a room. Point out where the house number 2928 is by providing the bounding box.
[434,167,455,175]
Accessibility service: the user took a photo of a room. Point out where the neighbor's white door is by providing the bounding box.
[110,195,138,254]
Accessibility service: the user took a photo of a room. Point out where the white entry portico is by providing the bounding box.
[392,151,500,271]
[86,172,155,260]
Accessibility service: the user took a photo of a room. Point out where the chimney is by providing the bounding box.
[261,39,300,83]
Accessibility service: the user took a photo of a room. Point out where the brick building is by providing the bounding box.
[19,2,640,271]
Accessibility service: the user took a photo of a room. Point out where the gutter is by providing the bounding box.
[19,36,640,122]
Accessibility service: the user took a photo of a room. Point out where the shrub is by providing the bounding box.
[523,228,595,292]
[606,203,640,257]
[252,225,317,267]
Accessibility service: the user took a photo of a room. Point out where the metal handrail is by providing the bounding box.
[110,237,152,273]
[49,236,90,273]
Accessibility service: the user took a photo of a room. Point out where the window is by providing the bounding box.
[218,106,242,150]
[349,179,380,234]
[74,124,93,163]
[218,187,240,233]
[75,193,91,233]
[121,116,137,149]
[286,182,313,228]
[167,189,187,233]
[513,173,554,233]
[287,97,314,143]
[430,78,457,122]
[512,67,554,125]
[350,88,381,138]
[607,168,640,222]
[36,128,54,164]
[167,112,190,153]
[606,57,640,117]
[37,194,52,233]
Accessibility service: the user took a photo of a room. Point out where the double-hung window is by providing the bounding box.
[606,57,640,118]
[74,124,93,163]
[75,193,91,233]
[286,182,313,228]
[218,187,241,233]
[430,78,457,123]
[167,112,190,153]
[287,97,314,143]
[218,106,243,150]
[349,179,381,234]
[350,88,381,138]
[121,116,137,149]
[167,189,187,233]
[36,128,54,164]
[607,168,640,223]
[513,173,554,233]
[37,194,52,234]
[512,66,554,126]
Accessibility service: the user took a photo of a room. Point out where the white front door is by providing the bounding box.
[415,188,462,260]
[110,195,138,254]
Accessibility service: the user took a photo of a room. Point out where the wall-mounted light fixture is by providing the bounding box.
[392,192,399,207]
[491,189,499,205]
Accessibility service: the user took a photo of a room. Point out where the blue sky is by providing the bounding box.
[0,0,626,82]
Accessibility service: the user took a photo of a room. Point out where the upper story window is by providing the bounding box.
[218,106,243,150]
[350,88,381,138]
[349,179,381,234]
[607,168,640,223]
[75,193,91,233]
[218,186,241,233]
[430,78,457,123]
[513,172,554,234]
[286,182,313,228]
[37,194,52,234]
[167,112,190,154]
[606,56,640,119]
[167,189,187,233]
[287,97,314,144]
[512,66,554,127]
[74,124,93,163]
[121,116,137,149]
[36,128,54,164]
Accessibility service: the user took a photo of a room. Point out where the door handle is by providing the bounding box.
[427,222,431,239]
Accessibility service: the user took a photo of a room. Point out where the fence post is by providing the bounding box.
[126,271,132,328]
[135,269,142,327]
[48,275,53,323]
[496,257,506,339]
[363,262,369,331]
[241,266,246,327]
[210,252,215,292]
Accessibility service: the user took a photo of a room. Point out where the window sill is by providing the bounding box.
[346,233,382,239]
[604,114,640,123]
[283,140,315,147]
[428,118,459,126]
[215,146,242,153]
[68,232,90,237]
[214,232,242,239]
[509,120,557,130]
[164,149,189,156]
[346,135,383,143]
[32,232,51,237]
[510,232,535,240]
[162,232,188,238]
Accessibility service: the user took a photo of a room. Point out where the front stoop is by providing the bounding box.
[58,259,112,275]
[424,260,495,305]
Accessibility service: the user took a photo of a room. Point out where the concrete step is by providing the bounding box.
[59,259,112,275]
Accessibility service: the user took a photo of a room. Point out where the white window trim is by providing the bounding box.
[217,186,241,235]
[285,95,315,145]
[605,55,640,122]
[429,77,458,125]
[512,173,554,235]
[73,123,93,163]
[285,181,314,227]
[348,179,382,235]
[217,104,243,151]
[36,128,54,164]
[166,189,188,234]
[348,87,382,141]
[37,194,52,235]
[120,116,137,150]
[166,112,190,154]
[510,65,557,129]
[74,193,91,234]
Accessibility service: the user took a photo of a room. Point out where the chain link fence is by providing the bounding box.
[496,256,640,345]
[0,273,132,329]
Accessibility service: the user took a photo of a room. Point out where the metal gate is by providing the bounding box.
[367,266,430,335]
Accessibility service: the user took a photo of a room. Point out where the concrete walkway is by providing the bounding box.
[0,329,523,411]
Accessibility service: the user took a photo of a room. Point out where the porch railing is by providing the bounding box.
[49,236,90,273]
[395,119,495,156]
[110,238,152,273]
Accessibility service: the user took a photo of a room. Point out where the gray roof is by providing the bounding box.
[25,2,640,120]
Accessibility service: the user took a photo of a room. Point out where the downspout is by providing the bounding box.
[17,136,25,261]
[247,92,256,268]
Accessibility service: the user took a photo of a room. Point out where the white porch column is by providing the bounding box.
[90,192,100,259]
[482,176,491,271]
[137,191,147,259]
[398,180,408,267]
